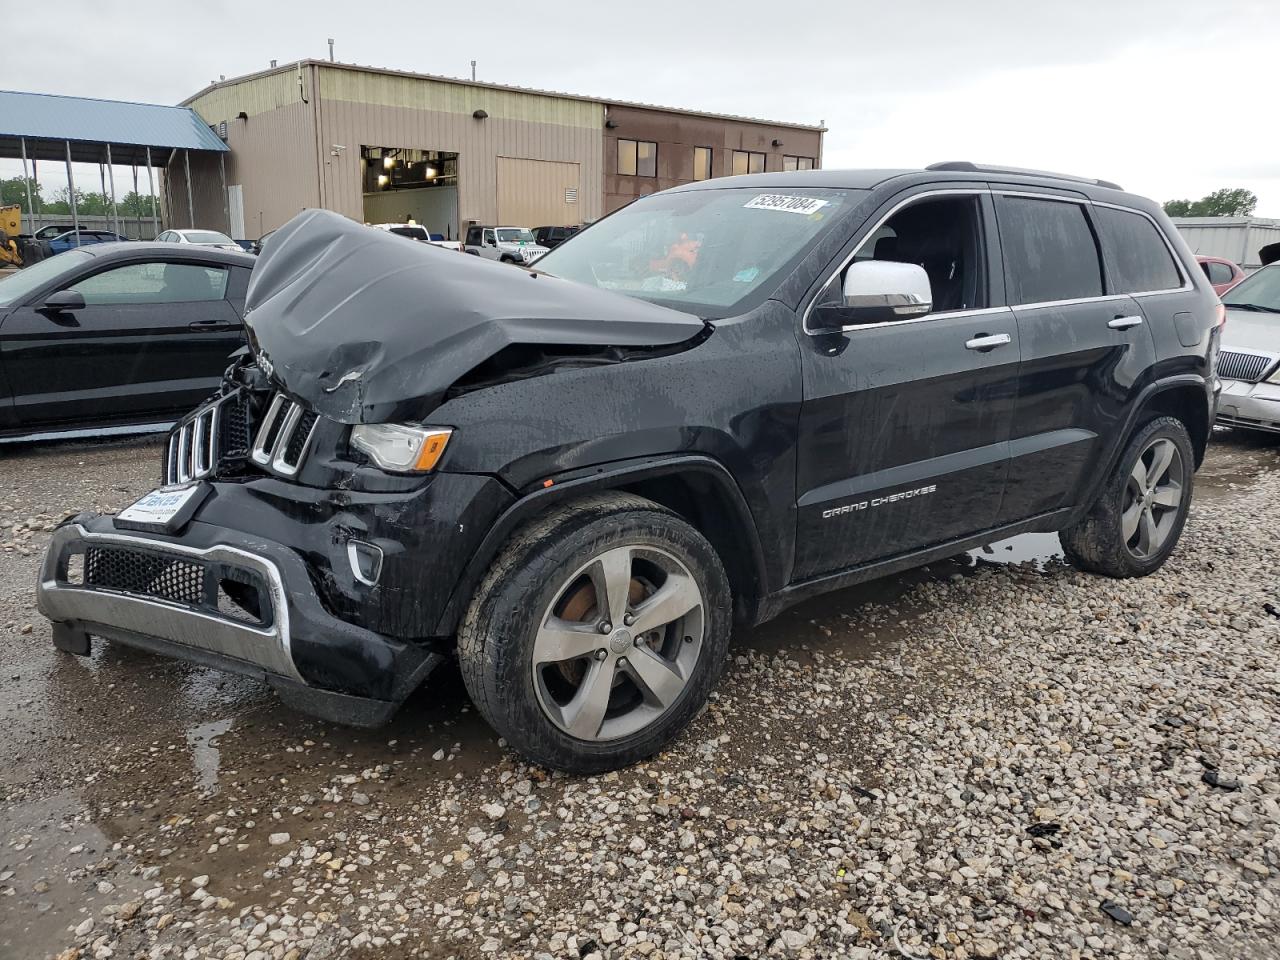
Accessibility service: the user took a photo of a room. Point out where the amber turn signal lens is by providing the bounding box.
[413,431,451,471]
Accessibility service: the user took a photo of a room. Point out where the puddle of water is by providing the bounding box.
[186,717,234,796]
[967,531,1063,568]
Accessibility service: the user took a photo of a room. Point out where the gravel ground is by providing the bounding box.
[1,431,1278,960]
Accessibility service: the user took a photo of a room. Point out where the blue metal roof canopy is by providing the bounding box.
[0,90,230,242]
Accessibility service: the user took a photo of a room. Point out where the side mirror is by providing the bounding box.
[41,289,86,312]
[810,260,932,331]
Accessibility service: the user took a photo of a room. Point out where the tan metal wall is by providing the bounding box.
[312,66,604,226]
[496,157,582,227]
[183,68,321,237]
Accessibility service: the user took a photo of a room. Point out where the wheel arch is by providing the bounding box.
[433,455,768,637]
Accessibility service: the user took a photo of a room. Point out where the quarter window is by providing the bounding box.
[70,262,229,305]
[693,146,713,181]
[1202,260,1234,285]
[996,196,1103,304]
[1094,206,1182,294]
[618,139,657,178]
[732,150,765,176]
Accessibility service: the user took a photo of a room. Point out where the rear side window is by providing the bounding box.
[1202,261,1234,285]
[1094,206,1182,293]
[996,195,1103,304]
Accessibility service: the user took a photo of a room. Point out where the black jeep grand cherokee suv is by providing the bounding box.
[38,163,1221,773]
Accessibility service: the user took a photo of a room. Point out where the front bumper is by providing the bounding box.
[1215,378,1280,434]
[37,514,445,726]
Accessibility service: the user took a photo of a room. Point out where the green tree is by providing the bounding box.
[119,191,158,218]
[44,187,111,216]
[1163,188,1258,218]
[0,177,43,213]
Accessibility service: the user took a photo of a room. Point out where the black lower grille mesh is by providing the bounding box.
[220,395,251,458]
[84,546,205,605]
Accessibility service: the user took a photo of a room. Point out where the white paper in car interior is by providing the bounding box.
[743,195,829,215]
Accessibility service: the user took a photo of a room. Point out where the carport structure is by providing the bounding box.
[0,89,229,244]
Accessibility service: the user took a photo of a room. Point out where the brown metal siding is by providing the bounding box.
[179,70,321,236]
[603,104,823,213]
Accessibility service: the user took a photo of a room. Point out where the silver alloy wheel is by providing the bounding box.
[1122,436,1185,561]
[531,545,705,742]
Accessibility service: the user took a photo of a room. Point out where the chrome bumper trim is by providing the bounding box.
[37,524,302,681]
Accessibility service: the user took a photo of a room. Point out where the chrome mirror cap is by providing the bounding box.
[842,260,933,319]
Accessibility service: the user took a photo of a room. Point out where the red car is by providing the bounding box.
[1197,255,1245,296]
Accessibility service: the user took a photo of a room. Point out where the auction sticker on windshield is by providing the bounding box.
[744,195,830,215]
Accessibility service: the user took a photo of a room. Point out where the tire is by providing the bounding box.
[458,492,732,773]
[1059,416,1194,578]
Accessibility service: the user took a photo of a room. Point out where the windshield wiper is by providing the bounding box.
[1225,302,1280,313]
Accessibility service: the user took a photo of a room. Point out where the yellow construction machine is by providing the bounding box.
[1,204,23,267]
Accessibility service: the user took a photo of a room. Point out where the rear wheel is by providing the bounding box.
[1059,416,1194,577]
[458,493,731,773]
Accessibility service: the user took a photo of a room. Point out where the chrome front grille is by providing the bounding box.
[1218,351,1276,383]
[251,393,320,477]
[166,396,227,485]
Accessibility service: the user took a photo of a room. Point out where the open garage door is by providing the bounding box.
[497,158,581,228]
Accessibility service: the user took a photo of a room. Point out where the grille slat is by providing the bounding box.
[251,393,320,477]
[164,391,249,485]
[1218,351,1276,383]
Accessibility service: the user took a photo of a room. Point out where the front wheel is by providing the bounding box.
[458,493,731,773]
[1059,416,1194,577]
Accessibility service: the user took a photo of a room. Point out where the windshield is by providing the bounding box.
[1223,264,1280,312]
[497,228,536,244]
[534,187,861,317]
[0,250,94,307]
[185,230,234,244]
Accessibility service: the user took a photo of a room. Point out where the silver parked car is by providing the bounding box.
[1215,263,1280,433]
[155,229,243,253]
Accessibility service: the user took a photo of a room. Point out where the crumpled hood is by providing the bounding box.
[244,209,705,423]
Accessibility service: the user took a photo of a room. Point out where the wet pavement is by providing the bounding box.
[0,427,1275,958]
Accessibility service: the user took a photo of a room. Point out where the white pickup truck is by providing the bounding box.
[464,225,549,265]
[370,222,463,252]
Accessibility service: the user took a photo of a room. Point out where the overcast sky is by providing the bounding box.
[6,0,1279,214]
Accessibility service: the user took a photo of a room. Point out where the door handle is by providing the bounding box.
[1108,315,1144,330]
[188,320,236,332]
[964,333,1012,352]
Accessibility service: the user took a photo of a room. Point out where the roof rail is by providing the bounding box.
[926,161,1123,192]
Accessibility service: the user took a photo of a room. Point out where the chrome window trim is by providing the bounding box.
[802,188,993,335]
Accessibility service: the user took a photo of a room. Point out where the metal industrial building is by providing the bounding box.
[1171,216,1280,271]
[172,61,824,240]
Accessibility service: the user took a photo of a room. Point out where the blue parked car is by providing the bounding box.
[45,229,131,255]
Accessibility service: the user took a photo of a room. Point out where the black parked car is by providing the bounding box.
[38,164,1220,773]
[533,225,580,249]
[0,243,254,440]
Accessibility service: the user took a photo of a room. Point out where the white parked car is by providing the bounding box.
[464,225,549,265]
[370,223,463,252]
[1214,263,1280,434]
[155,229,242,253]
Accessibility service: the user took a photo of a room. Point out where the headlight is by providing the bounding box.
[350,424,452,473]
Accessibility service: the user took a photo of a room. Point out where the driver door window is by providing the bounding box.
[70,262,229,305]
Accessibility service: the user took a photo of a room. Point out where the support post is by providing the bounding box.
[106,144,120,236]
[145,147,158,237]
[184,149,194,229]
[219,153,229,235]
[65,141,80,245]
[132,163,140,239]
[19,137,36,234]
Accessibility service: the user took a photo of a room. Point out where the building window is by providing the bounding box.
[618,139,657,177]
[783,155,815,171]
[693,146,713,181]
[732,150,765,176]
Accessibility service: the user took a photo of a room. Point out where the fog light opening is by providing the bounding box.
[348,540,384,587]
[65,552,85,585]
